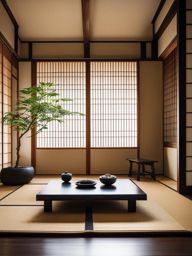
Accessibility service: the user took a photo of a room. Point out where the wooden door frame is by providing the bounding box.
[31,59,140,175]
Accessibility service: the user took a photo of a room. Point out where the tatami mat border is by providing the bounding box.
[0,185,23,201]
[156,179,177,192]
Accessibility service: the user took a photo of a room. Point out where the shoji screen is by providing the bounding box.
[90,61,137,147]
[2,53,12,167]
[163,49,177,146]
[0,43,2,169]
[186,0,192,185]
[0,43,13,169]
[36,62,86,148]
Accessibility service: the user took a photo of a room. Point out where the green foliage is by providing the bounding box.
[3,82,84,134]
[3,82,85,167]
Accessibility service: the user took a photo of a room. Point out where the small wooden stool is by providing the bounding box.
[127,158,158,181]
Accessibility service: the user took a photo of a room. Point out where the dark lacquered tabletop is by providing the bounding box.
[36,179,147,201]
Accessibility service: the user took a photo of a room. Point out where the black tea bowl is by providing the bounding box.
[99,173,117,186]
[61,171,72,183]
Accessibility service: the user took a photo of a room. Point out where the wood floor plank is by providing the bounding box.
[0,237,192,256]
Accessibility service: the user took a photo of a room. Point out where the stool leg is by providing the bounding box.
[142,164,145,176]
[151,163,156,180]
[137,164,140,181]
[129,161,133,177]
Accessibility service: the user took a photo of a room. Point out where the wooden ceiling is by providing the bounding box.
[6,0,161,41]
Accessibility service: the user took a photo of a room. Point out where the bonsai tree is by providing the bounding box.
[3,82,84,168]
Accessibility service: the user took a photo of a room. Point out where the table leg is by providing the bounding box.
[44,200,52,212]
[85,201,93,231]
[128,200,136,212]
[137,163,140,181]
[151,163,156,180]
[129,161,133,177]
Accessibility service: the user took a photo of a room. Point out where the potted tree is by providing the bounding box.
[1,82,83,185]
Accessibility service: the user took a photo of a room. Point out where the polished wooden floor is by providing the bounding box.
[0,237,192,256]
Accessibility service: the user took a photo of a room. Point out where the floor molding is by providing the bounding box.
[0,230,191,237]
[156,180,177,192]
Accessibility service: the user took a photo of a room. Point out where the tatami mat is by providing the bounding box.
[93,200,184,232]
[133,179,192,230]
[0,176,191,233]
[0,184,45,205]
[0,184,20,200]
[31,175,59,184]
[156,175,177,190]
[0,203,85,233]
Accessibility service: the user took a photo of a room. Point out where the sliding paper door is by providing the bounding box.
[35,61,86,174]
[35,61,138,174]
[90,61,138,174]
[0,42,17,169]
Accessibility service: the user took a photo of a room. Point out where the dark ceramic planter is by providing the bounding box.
[0,166,34,185]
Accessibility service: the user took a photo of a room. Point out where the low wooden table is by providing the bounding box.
[36,179,147,213]
[127,158,158,181]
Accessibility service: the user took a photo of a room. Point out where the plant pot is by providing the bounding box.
[0,166,34,185]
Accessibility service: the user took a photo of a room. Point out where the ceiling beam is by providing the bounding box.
[1,0,18,28]
[81,0,90,58]
[154,0,177,40]
[81,0,89,42]
[151,0,166,24]
[20,40,152,44]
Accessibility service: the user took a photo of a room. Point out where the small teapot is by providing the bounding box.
[61,171,72,183]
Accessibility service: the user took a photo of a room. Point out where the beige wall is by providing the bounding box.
[36,149,86,174]
[158,15,177,57]
[139,61,163,173]
[91,43,140,58]
[20,42,29,59]
[0,2,15,49]
[22,42,143,59]
[91,149,137,175]
[18,62,32,167]
[33,43,84,58]
[164,147,177,181]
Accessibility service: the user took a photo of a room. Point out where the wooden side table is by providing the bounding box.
[127,158,158,181]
